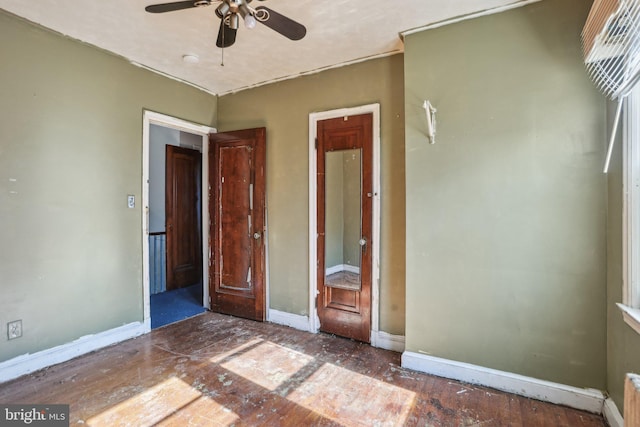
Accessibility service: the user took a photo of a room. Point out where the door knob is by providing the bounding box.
[359,238,367,246]
[253,232,261,240]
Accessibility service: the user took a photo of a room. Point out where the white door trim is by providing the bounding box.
[142,110,216,332]
[308,103,381,338]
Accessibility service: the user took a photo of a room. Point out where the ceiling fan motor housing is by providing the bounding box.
[216,0,245,19]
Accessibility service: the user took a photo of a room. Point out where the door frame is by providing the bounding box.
[142,110,216,332]
[308,103,381,339]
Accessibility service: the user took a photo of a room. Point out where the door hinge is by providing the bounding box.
[315,138,318,150]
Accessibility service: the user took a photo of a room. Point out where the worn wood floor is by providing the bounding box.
[325,271,361,291]
[0,312,606,426]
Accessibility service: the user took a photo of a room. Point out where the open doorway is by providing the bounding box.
[142,111,215,331]
[149,125,204,328]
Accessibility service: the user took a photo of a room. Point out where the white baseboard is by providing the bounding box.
[0,321,147,384]
[325,265,342,275]
[370,330,405,353]
[268,309,313,332]
[603,397,624,427]
[343,265,360,274]
[401,351,605,414]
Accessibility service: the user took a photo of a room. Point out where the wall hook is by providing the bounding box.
[422,100,437,144]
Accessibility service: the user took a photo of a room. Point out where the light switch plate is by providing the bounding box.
[127,195,135,209]
[8,320,22,340]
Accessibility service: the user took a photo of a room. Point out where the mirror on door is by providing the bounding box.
[324,148,362,291]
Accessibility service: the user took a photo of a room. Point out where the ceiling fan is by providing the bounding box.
[145,0,306,48]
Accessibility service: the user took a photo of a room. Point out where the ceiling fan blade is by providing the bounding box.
[145,1,203,14]
[216,18,237,48]
[254,6,306,41]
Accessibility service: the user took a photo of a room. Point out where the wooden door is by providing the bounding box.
[317,114,373,342]
[166,145,202,290]
[209,128,266,321]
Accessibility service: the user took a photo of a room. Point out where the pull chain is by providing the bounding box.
[220,18,225,66]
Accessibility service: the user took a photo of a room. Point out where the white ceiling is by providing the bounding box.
[0,0,530,95]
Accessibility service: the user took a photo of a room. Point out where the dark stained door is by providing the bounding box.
[166,145,202,290]
[317,113,373,342]
[209,128,266,321]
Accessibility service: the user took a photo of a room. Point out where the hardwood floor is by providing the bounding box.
[0,312,606,426]
[325,271,361,291]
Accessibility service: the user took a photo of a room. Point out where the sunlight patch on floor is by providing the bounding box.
[221,341,314,391]
[86,377,238,427]
[287,363,416,426]
[154,395,239,426]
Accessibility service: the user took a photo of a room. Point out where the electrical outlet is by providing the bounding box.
[7,320,22,340]
[127,195,135,209]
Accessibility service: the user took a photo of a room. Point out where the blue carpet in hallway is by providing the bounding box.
[151,283,206,329]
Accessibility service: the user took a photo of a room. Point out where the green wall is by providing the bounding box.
[0,10,216,362]
[404,0,607,388]
[606,102,640,410]
[218,55,406,334]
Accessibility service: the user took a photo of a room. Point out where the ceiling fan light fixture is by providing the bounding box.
[238,4,256,29]
[244,15,256,29]
[228,12,239,30]
[215,2,230,19]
